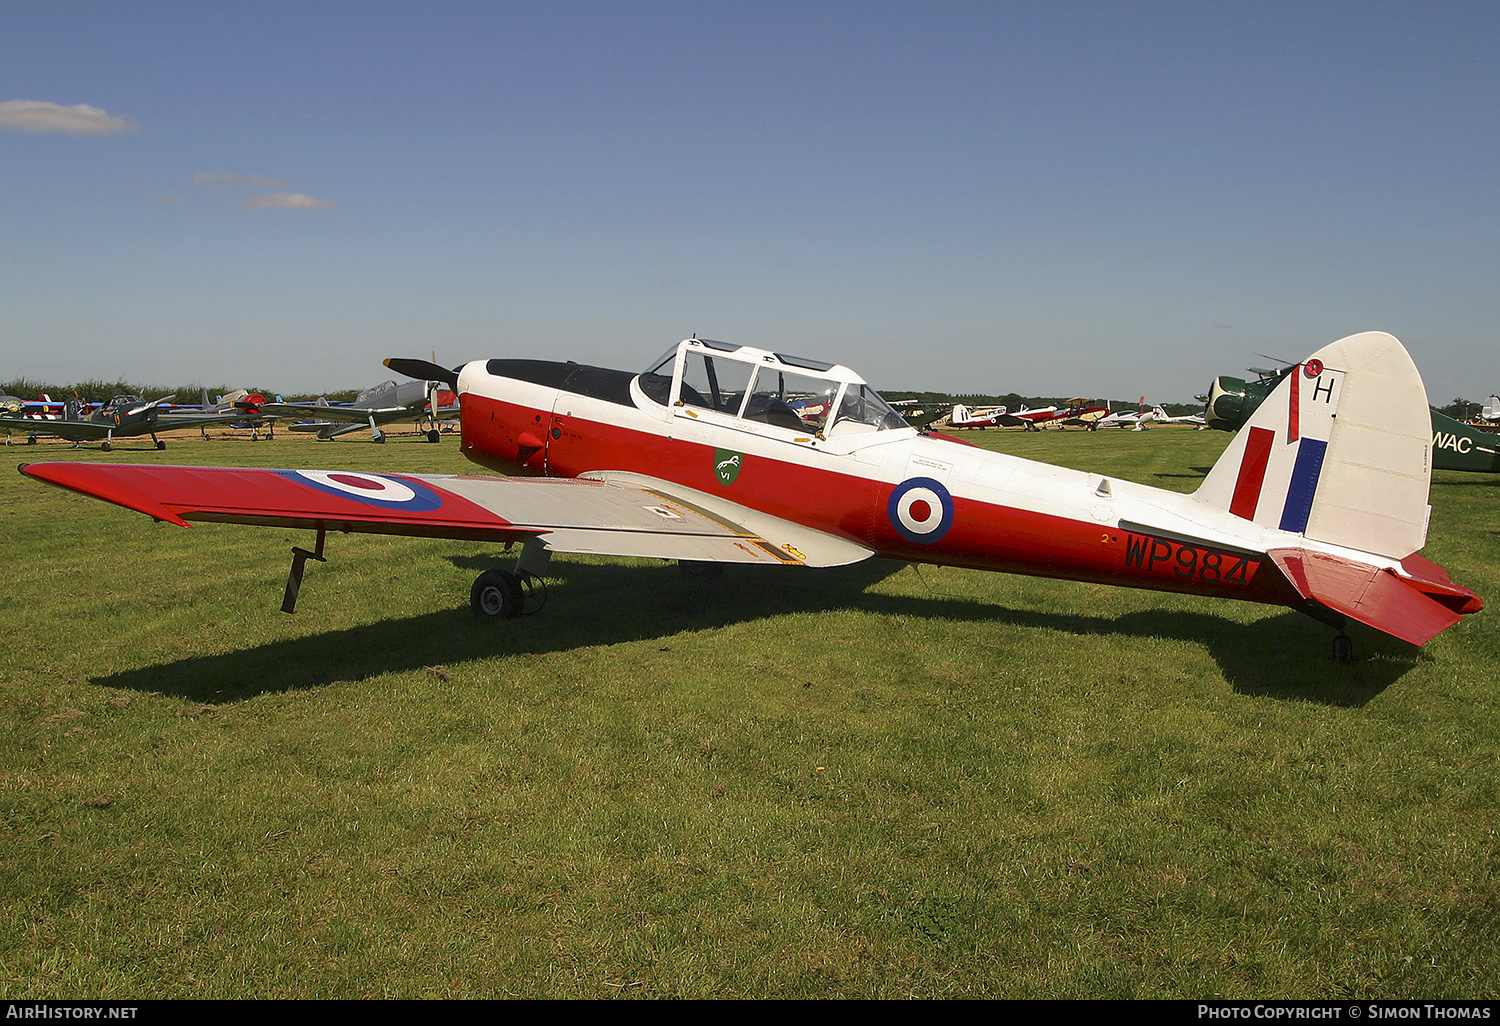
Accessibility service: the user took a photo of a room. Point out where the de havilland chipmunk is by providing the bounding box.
[0,392,267,450]
[19,332,1482,660]
[947,400,1106,431]
[1206,362,1500,473]
[258,374,458,443]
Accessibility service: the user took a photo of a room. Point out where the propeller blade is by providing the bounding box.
[385,358,459,391]
[126,394,178,417]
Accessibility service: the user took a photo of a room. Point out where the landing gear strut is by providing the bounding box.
[1299,603,1355,663]
[282,528,328,613]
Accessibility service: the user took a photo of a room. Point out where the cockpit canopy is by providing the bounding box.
[637,338,910,437]
[357,381,398,403]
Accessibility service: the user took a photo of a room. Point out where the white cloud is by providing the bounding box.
[0,100,138,134]
[237,192,339,211]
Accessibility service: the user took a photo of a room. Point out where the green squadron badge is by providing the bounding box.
[714,449,743,486]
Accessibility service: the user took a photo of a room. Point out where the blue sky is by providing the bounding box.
[3,0,1497,402]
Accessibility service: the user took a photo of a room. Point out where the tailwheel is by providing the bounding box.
[471,568,525,620]
[101,441,112,452]
[1331,633,1354,664]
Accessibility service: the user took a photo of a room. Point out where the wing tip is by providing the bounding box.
[20,461,193,527]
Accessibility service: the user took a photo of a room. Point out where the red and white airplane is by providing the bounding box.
[1137,404,1207,428]
[1090,400,1148,430]
[19,332,1481,659]
[1002,403,1064,430]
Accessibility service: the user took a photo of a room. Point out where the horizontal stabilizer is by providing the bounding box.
[1268,548,1474,646]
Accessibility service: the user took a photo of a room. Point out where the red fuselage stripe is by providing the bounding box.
[460,390,1303,607]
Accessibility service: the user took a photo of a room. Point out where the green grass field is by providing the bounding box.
[2,425,1496,998]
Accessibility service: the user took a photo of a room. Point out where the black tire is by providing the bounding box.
[427,429,440,443]
[101,442,111,452]
[1331,635,1354,664]
[471,569,524,619]
[156,440,166,450]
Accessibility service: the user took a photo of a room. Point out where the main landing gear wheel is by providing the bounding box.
[427,429,440,443]
[471,568,524,619]
[156,440,166,450]
[101,441,112,452]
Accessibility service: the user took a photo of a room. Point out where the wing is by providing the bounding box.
[153,409,271,428]
[19,463,874,568]
[259,402,417,424]
[0,415,113,439]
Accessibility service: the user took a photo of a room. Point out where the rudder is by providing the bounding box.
[1195,332,1432,560]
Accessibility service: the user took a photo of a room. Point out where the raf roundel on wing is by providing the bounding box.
[282,470,445,511]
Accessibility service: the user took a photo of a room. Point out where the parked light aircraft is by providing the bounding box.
[2,394,67,418]
[1001,404,1063,430]
[948,400,1102,431]
[1055,401,1109,428]
[1143,405,1206,427]
[163,389,277,440]
[20,332,1480,660]
[1206,365,1499,473]
[0,393,263,450]
[945,403,1009,429]
[1129,405,1206,430]
[259,376,458,443]
[1090,403,1144,430]
[2,394,77,421]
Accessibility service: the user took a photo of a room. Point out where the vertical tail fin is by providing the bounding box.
[1195,331,1432,560]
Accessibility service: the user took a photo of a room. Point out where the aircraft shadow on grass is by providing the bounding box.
[92,557,1422,708]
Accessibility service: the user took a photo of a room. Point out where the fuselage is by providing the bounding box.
[453,340,1314,611]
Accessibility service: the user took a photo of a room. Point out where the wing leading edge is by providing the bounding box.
[18,462,872,568]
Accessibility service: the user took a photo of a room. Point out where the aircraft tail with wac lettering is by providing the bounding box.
[1194,331,1479,645]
